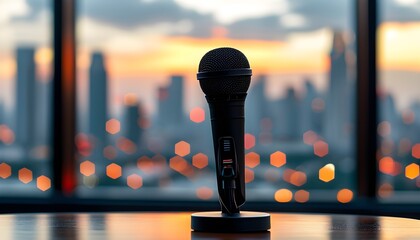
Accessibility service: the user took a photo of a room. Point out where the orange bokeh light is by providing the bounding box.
[0,163,11,179]
[303,130,318,145]
[295,190,310,203]
[274,189,293,203]
[290,171,307,187]
[117,137,137,154]
[196,187,213,200]
[270,151,286,168]
[137,156,155,173]
[379,156,401,176]
[103,146,117,159]
[378,121,391,137]
[405,163,419,180]
[18,168,33,184]
[378,183,394,198]
[244,133,256,150]
[174,141,190,157]
[169,156,188,172]
[245,152,260,168]
[313,140,329,157]
[192,153,208,169]
[80,160,95,177]
[106,163,122,179]
[106,118,121,135]
[412,143,420,159]
[127,174,143,189]
[245,168,254,183]
[189,107,205,123]
[0,125,15,145]
[37,175,51,191]
[319,163,335,182]
[337,189,353,203]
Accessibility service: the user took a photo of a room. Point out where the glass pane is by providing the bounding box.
[76,0,356,203]
[0,0,52,195]
[378,0,420,202]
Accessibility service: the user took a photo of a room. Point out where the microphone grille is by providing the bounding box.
[198,47,251,95]
[199,47,250,72]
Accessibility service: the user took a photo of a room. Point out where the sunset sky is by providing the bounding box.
[0,0,420,112]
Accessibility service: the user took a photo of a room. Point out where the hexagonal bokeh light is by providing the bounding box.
[313,140,329,157]
[244,133,256,150]
[294,190,310,203]
[0,163,12,179]
[405,163,419,180]
[106,118,121,135]
[174,141,190,157]
[412,143,420,159]
[18,168,33,184]
[270,151,286,168]
[37,175,51,191]
[80,160,95,176]
[127,174,143,189]
[245,168,254,183]
[196,187,213,200]
[192,153,208,169]
[245,152,260,168]
[319,163,335,182]
[106,163,122,179]
[189,107,205,123]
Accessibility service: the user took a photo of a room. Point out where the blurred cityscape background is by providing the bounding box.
[0,0,419,203]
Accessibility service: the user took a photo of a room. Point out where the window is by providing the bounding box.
[0,0,52,195]
[378,0,420,202]
[76,0,357,203]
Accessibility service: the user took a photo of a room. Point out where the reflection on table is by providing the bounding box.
[0,212,419,239]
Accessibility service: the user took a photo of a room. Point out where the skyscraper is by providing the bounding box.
[324,32,353,151]
[299,80,323,135]
[88,52,108,147]
[15,47,36,149]
[157,75,184,128]
[246,75,269,136]
[123,96,143,145]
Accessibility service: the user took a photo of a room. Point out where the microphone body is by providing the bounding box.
[197,47,252,214]
[206,94,246,213]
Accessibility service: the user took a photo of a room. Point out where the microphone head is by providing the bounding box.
[197,47,252,95]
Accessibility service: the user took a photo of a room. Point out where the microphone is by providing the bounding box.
[197,47,252,214]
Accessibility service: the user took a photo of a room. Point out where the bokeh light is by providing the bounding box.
[103,145,117,159]
[80,160,95,176]
[378,183,393,198]
[106,163,122,179]
[196,187,213,200]
[189,107,205,123]
[337,189,353,203]
[412,143,420,159]
[294,190,310,203]
[244,133,256,150]
[137,156,155,173]
[405,163,419,180]
[170,156,188,172]
[127,174,143,189]
[245,152,260,168]
[106,118,120,134]
[377,121,391,137]
[36,175,51,191]
[290,171,307,186]
[0,163,12,179]
[245,168,254,183]
[303,130,318,145]
[319,163,335,182]
[18,168,33,184]
[274,189,293,203]
[117,137,137,154]
[192,153,208,169]
[0,125,15,145]
[270,151,286,168]
[313,140,329,157]
[379,156,401,176]
[175,141,190,157]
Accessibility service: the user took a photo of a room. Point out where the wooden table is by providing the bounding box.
[0,212,419,239]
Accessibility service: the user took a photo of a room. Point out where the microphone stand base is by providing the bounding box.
[191,211,270,233]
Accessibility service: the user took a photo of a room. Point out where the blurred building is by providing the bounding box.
[123,97,143,145]
[299,80,323,135]
[324,32,353,151]
[157,75,184,128]
[246,75,269,136]
[88,52,108,145]
[15,47,36,149]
